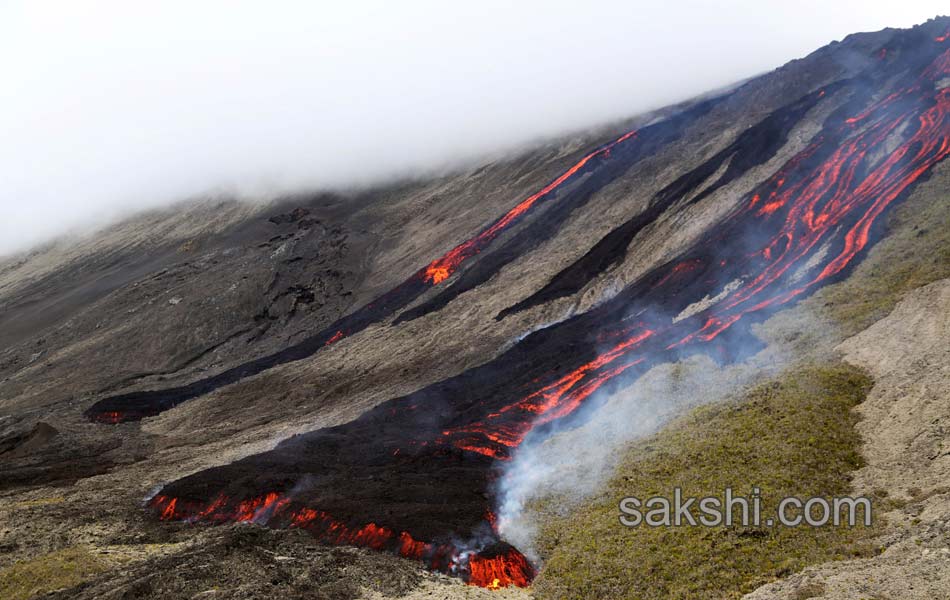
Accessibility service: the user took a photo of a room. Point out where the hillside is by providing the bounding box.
[2,16,950,600]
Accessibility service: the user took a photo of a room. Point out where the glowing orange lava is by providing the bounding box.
[422,129,639,284]
[466,547,535,588]
[442,46,950,465]
[91,411,124,424]
[324,330,345,346]
[149,492,530,588]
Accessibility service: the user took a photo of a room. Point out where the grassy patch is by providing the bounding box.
[532,364,878,600]
[0,546,108,600]
[9,496,66,509]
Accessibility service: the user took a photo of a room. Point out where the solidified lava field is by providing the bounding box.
[62,21,950,589]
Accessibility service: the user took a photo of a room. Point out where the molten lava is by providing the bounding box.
[466,545,536,588]
[421,129,639,285]
[148,492,532,587]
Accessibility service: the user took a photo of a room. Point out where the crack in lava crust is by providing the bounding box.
[146,37,950,588]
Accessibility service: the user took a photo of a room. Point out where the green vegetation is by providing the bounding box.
[10,496,66,509]
[533,364,879,600]
[0,546,108,600]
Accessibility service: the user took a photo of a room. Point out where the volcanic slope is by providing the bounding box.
[1,16,949,599]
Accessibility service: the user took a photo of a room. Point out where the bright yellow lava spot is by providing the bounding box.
[425,265,451,284]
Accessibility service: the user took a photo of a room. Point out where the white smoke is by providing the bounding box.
[495,345,786,560]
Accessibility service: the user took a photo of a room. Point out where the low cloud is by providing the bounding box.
[0,0,944,255]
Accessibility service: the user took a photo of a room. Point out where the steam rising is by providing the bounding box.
[495,348,784,560]
[1,1,945,256]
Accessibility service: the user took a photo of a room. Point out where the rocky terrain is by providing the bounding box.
[2,16,949,600]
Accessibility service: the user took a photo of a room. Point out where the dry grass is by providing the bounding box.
[532,364,879,600]
[0,546,108,600]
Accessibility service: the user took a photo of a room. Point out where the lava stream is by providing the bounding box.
[439,48,950,461]
[149,493,534,588]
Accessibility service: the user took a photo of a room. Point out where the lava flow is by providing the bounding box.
[148,492,534,588]
[85,124,645,424]
[142,33,949,589]
[422,129,638,284]
[444,47,950,461]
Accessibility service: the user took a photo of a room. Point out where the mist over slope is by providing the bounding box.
[2,2,947,256]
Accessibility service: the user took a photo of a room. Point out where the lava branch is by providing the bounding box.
[421,130,638,284]
[148,492,535,588]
